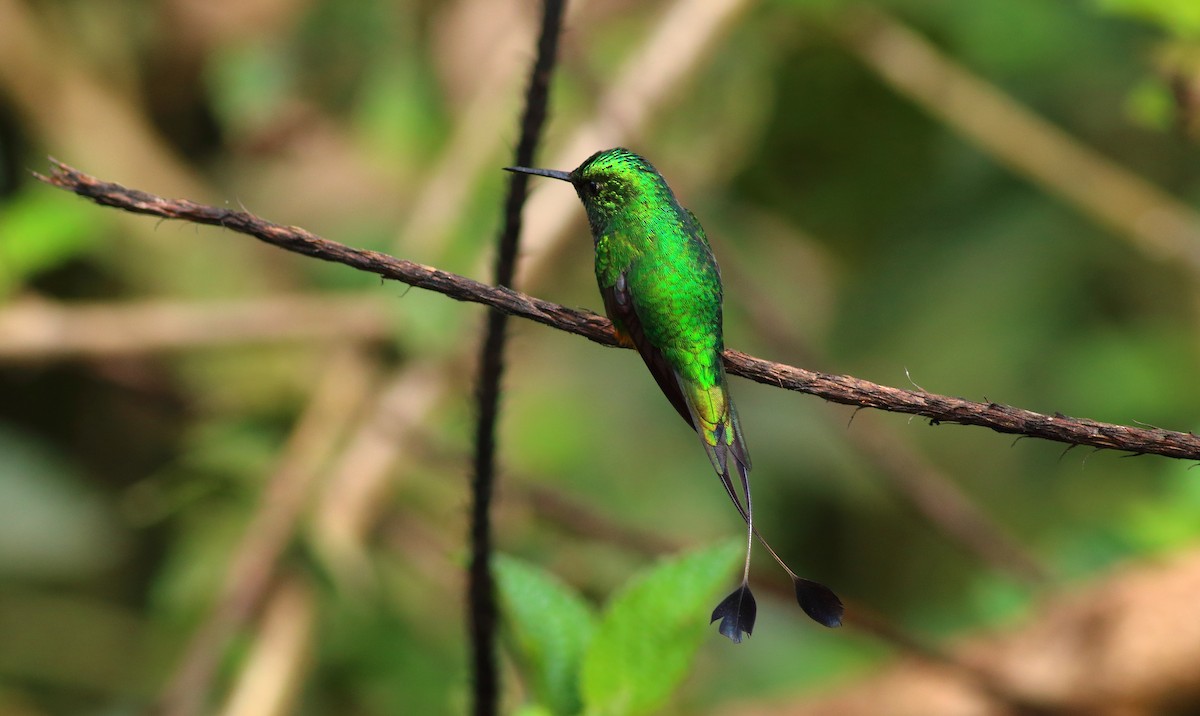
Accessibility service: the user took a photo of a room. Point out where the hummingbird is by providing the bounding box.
[506,148,843,642]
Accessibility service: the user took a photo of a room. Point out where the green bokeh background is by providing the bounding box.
[2,0,1200,713]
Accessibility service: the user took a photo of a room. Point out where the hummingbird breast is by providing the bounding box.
[594,209,725,389]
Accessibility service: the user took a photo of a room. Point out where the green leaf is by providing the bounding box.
[0,191,98,297]
[495,555,597,715]
[1095,0,1200,36]
[1125,78,1174,131]
[581,541,741,716]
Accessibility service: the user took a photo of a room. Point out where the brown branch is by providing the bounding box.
[36,159,1200,462]
[722,246,1050,585]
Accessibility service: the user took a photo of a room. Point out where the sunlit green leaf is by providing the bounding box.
[1125,78,1175,130]
[0,191,98,297]
[581,541,741,716]
[1096,0,1200,36]
[496,555,596,716]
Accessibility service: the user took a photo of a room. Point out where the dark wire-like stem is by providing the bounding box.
[468,3,565,715]
[35,161,1200,463]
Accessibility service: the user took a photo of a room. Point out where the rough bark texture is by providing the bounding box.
[37,160,1200,463]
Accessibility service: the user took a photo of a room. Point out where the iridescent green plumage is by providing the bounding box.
[506,148,842,642]
[578,149,749,485]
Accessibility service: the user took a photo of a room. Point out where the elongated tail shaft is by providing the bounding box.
[713,459,844,629]
[681,373,843,631]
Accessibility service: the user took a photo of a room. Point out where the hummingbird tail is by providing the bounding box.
[712,459,844,628]
[679,372,844,629]
[676,371,750,479]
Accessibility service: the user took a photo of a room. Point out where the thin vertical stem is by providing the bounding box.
[468,2,566,715]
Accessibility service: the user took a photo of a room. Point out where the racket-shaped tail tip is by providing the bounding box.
[795,578,844,628]
[710,584,757,643]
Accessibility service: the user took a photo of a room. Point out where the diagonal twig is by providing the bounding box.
[836,5,1200,273]
[35,159,1200,462]
[0,294,391,360]
[157,346,377,716]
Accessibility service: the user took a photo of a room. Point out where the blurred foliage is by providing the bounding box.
[578,543,739,716]
[497,542,740,716]
[0,193,99,298]
[496,555,596,715]
[2,0,1200,714]
[1098,0,1200,38]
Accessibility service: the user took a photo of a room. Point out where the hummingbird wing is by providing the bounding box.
[602,272,755,530]
[601,270,693,426]
[601,268,752,480]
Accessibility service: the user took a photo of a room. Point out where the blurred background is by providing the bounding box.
[3,0,1200,714]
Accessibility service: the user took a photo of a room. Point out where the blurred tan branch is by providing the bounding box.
[216,577,315,716]
[0,0,204,198]
[837,6,1200,272]
[158,346,377,716]
[0,294,391,360]
[37,160,1200,463]
[514,0,750,288]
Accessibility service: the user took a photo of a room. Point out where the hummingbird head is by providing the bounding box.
[506,148,676,236]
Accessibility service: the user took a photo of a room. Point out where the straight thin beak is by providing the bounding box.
[504,166,572,182]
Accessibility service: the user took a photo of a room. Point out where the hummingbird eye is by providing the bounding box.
[585,180,600,195]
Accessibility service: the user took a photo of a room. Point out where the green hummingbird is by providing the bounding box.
[506,148,842,642]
